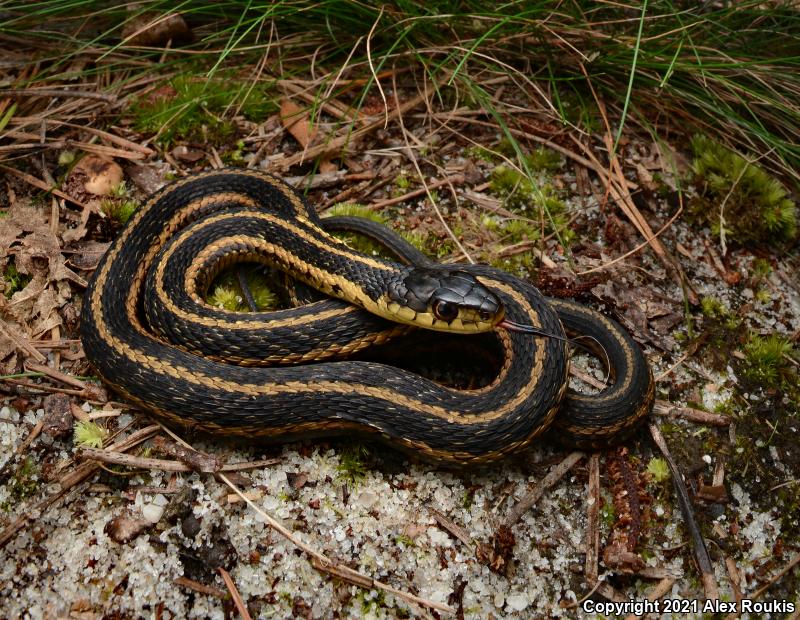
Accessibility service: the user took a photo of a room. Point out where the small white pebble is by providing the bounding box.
[702,454,712,464]
[507,593,529,611]
[141,503,164,523]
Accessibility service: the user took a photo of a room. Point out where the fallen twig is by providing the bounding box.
[1,87,118,102]
[649,423,719,599]
[219,567,253,620]
[653,401,730,427]
[504,451,584,527]
[585,453,601,585]
[367,174,465,210]
[175,576,228,599]
[78,447,280,473]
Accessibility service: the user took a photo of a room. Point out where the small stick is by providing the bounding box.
[653,401,731,427]
[429,507,473,548]
[218,567,253,620]
[223,473,453,614]
[367,174,465,210]
[0,378,90,398]
[174,576,229,599]
[585,453,601,586]
[1,88,118,102]
[78,448,279,473]
[649,423,719,599]
[725,556,744,607]
[25,362,86,390]
[236,269,259,313]
[623,577,676,620]
[0,163,91,210]
[504,451,584,527]
[0,322,47,363]
[749,553,800,601]
[158,424,453,615]
[0,425,159,549]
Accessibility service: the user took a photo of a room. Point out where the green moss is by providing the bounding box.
[646,458,671,483]
[206,267,278,312]
[700,296,728,320]
[336,444,370,487]
[741,333,795,389]
[488,168,571,244]
[394,534,416,547]
[690,135,797,245]
[755,289,771,304]
[1,456,40,510]
[131,73,278,146]
[324,203,393,257]
[752,258,772,278]
[325,203,387,224]
[100,197,138,224]
[2,262,31,297]
[600,501,616,527]
[524,147,563,172]
[463,145,497,163]
[74,420,107,448]
[392,173,411,197]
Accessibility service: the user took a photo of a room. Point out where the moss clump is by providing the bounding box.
[741,333,796,389]
[2,262,31,297]
[131,73,278,145]
[336,444,369,487]
[488,168,572,245]
[323,203,394,258]
[1,456,40,510]
[646,458,670,483]
[74,420,107,448]
[207,266,278,312]
[690,135,797,245]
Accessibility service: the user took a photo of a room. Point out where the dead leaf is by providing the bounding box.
[67,241,110,271]
[280,99,317,149]
[171,145,206,163]
[126,163,169,194]
[61,204,92,244]
[42,393,73,438]
[121,12,192,47]
[635,163,657,192]
[0,202,82,334]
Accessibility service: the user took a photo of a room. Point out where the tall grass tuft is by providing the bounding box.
[3,1,799,184]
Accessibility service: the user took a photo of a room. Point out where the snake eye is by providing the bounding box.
[479,310,494,322]
[432,299,459,322]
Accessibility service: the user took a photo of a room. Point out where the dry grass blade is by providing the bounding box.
[218,567,253,620]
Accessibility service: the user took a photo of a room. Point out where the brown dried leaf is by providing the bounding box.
[126,163,169,194]
[171,145,206,163]
[280,98,317,149]
[67,241,110,271]
[61,205,92,244]
[121,12,192,47]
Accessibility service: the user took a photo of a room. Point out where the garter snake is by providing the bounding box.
[81,168,654,464]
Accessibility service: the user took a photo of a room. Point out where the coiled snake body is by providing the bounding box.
[81,169,654,464]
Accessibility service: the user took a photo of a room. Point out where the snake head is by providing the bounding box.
[385,268,504,332]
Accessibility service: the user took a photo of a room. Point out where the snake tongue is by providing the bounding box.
[498,319,549,336]
[499,320,572,345]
